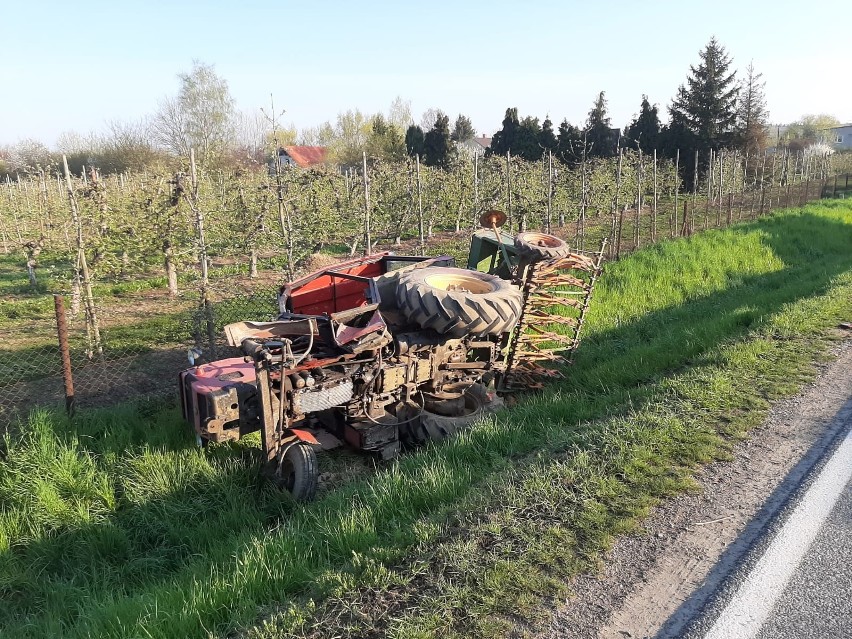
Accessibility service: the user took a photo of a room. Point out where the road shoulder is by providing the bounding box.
[542,335,852,639]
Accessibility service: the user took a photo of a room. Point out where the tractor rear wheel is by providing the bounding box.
[514,232,570,262]
[275,443,318,501]
[396,267,522,338]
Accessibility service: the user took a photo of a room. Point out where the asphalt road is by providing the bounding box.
[756,479,852,639]
[678,403,852,639]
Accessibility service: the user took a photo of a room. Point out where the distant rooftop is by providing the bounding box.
[278,146,328,167]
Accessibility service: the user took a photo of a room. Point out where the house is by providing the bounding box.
[825,124,852,151]
[456,135,492,157]
[276,146,328,168]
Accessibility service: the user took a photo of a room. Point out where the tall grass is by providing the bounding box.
[1,201,851,638]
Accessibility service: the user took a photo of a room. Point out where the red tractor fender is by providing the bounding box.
[285,428,321,446]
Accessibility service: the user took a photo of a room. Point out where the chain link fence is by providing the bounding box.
[0,276,280,428]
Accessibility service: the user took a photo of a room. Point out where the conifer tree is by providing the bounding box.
[405,125,425,157]
[557,119,582,165]
[450,114,476,143]
[668,37,738,155]
[735,61,769,154]
[585,91,616,158]
[539,116,558,153]
[625,95,661,153]
[516,116,543,161]
[489,108,520,156]
[423,114,453,167]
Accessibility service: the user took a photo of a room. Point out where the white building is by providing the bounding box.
[826,124,852,151]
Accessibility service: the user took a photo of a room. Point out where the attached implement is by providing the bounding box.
[179,215,604,500]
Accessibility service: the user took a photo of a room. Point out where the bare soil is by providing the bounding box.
[539,333,852,639]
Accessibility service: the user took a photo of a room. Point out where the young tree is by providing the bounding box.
[669,37,739,156]
[423,114,453,168]
[735,62,770,154]
[152,61,236,166]
[624,95,661,153]
[451,114,476,143]
[585,91,616,158]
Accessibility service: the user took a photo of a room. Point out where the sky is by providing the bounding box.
[1,0,849,147]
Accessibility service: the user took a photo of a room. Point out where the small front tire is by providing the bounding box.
[514,232,571,262]
[275,443,319,501]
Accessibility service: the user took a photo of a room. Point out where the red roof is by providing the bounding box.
[281,146,328,167]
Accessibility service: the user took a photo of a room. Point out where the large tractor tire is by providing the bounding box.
[275,442,318,501]
[514,232,571,263]
[396,267,522,338]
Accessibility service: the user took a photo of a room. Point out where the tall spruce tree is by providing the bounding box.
[735,61,769,154]
[585,91,616,158]
[625,95,661,153]
[669,37,738,156]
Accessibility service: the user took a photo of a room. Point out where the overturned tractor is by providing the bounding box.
[179,213,604,500]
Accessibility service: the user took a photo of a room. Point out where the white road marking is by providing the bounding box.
[703,426,852,639]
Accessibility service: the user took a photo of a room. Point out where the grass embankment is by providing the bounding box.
[1,201,852,638]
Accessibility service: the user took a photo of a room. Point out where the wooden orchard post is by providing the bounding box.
[54,294,75,416]
[416,154,424,256]
[635,149,642,249]
[362,152,371,255]
[672,149,679,238]
[506,151,513,232]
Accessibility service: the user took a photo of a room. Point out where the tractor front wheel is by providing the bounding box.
[514,232,570,262]
[399,384,502,447]
[275,443,318,501]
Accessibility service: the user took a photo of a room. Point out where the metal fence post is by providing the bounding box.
[54,294,76,416]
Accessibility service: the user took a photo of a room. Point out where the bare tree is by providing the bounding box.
[151,61,235,165]
[419,107,446,132]
[298,122,335,146]
[99,118,161,172]
[6,139,54,174]
[736,61,770,155]
[232,108,270,163]
[388,96,413,130]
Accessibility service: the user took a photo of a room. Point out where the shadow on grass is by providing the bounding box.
[569,207,852,398]
[1,204,851,637]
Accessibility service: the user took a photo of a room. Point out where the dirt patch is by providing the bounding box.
[539,335,852,639]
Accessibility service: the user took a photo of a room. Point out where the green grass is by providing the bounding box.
[1,200,851,638]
